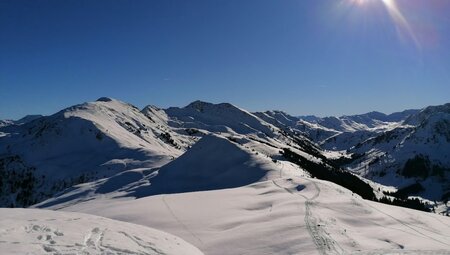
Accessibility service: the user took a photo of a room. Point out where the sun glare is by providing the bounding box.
[346,0,420,48]
[381,0,420,48]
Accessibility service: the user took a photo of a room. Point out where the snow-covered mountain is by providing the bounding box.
[289,104,450,209]
[2,97,450,254]
[0,115,43,128]
[3,98,448,211]
[294,110,417,150]
[299,110,418,132]
[254,105,450,211]
[0,98,195,207]
[0,98,325,208]
[30,129,450,254]
[343,104,450,203]
[0,119,14,128]
[166,100,277,136]
[36,166,450,255]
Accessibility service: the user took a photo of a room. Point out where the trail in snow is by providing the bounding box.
[118,231,165,255]
[351,250,450,255]
[272,178,344,255]
[362,200,450,248]
[82,227,105,253]
[161,195,205,249]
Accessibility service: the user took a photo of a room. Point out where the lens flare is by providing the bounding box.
[343,0,421,49]
[381,0,420,48]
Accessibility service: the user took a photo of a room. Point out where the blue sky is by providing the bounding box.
[1,0,450,119]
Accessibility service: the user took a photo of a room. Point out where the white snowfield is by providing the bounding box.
[0,208,204,255]
[32,134,450,255]
[56,177,450,255]
[2,98,450,254]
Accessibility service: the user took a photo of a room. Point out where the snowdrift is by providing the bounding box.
[0,208,203,255]
[131,134,282,197]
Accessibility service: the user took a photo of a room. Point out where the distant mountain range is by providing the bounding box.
[260,104,450,207]
[0,98,449,215]
[0,114,43,127]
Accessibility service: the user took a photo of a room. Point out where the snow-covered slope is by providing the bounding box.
[163,101,326,175]
[0,98,328,208]
[293,109,418,148]
[257,105,449,210]
[33,133,304,208]
[166,101,276,136]
[344,104,450,203]
[0,115,43,128]
[31,128,450,254]
[47,176,450,255]
[0,98,193,207]
[253,110,344,151]
[130,134,285,197]
[0,119,14,127]
[3,98,450,254]
[255,109,415,151]
[300,110,418,133]
[0,208,203,255]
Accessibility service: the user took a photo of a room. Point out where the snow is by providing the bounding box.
[45,177,450,255]
[129,134,287,197]
[0,208,203,255]
[32,133,305,208]
[2,98,450,254]
[31,131,450,255]
[0,119,14,127]
[0,98,197,206]
[342,106,450,203]
[0,115,43,127]
[166,101,277,136]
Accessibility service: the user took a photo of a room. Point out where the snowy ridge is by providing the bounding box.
[0,115,43,128]
[344,104,450,204]
[166,101,277,136]
[0,119,14,127]
[0,98,323,208]
[0,98,194,207]
[31,129,450,254]
[32,133,304,208]
[290,103,450,211]
[1,98,450,254]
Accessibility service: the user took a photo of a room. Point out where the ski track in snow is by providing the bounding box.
[272,178,344,255]
[162,195,205,249]
[361,200,450,249]
[351,250,450,255]
[118,231,165,255]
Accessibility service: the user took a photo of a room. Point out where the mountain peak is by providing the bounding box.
[96,97,115,102]
[185,100,237,112]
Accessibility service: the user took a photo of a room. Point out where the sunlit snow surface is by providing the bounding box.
[32,135,450,255]
[44,177,450,255]
[2,99,450,254]
[0,208,203,255]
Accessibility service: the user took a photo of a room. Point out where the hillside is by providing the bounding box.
[2,98,448,213]
[1,98,450,254]
[344,104,450,203]
[0,98,193,207]
[42,175,450,255]
[0,208,203,255]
